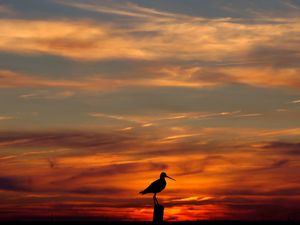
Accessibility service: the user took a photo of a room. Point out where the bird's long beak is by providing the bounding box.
[166,175,176,181]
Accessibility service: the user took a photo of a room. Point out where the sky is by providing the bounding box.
[0,0,300,221]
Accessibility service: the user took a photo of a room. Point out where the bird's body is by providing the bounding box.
[139,172,175,205]
[139,177,166,195]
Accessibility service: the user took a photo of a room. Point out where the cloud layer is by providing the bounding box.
[0,129,300,220]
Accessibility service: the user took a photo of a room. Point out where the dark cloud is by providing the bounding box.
[0,130,245,160]
[216,187,300,197]
[0,176,31,192]
[69,187,128,195]
[64,161,168,182]
[267,187,300,196]
[223,197,300,220]
[175,155,229,176]
[245,159,290,173]
[47,158,57,169]
[0,131,135,152]
[270,159,290,168]
[188,68,235,83]
[246,45,300,68]
[262,141,300,155]
[133,140,245,159]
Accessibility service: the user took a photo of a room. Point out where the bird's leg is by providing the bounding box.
[153,193,158,205]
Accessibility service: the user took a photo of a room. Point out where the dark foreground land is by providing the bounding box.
[2,221,298,225]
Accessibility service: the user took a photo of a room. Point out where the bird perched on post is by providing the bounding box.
[139,172,175,205]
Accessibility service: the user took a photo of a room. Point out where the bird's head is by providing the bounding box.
[160,172,176,181]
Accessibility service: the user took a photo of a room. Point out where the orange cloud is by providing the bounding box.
[1,13,300,90]
[155,65,300,89]
[0,70,218,90]
[0,128,300,220]
[4,64,299,91]
[227,67,300,89]
[0,115,14,121]
[1,14,300,63]
[0,19,153,61]
[20,90,75,99]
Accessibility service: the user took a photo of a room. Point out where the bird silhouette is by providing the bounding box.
[139,172,175,205]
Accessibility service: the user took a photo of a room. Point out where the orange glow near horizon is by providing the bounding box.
[0,128,300,221]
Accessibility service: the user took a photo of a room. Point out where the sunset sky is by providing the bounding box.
[1,0,300,221]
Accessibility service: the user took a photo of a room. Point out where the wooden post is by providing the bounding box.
[153,203,164,224]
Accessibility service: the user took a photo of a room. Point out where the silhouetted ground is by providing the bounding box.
[1,221,298,225]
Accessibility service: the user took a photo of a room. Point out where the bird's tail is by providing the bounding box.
[139,190,146,195]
